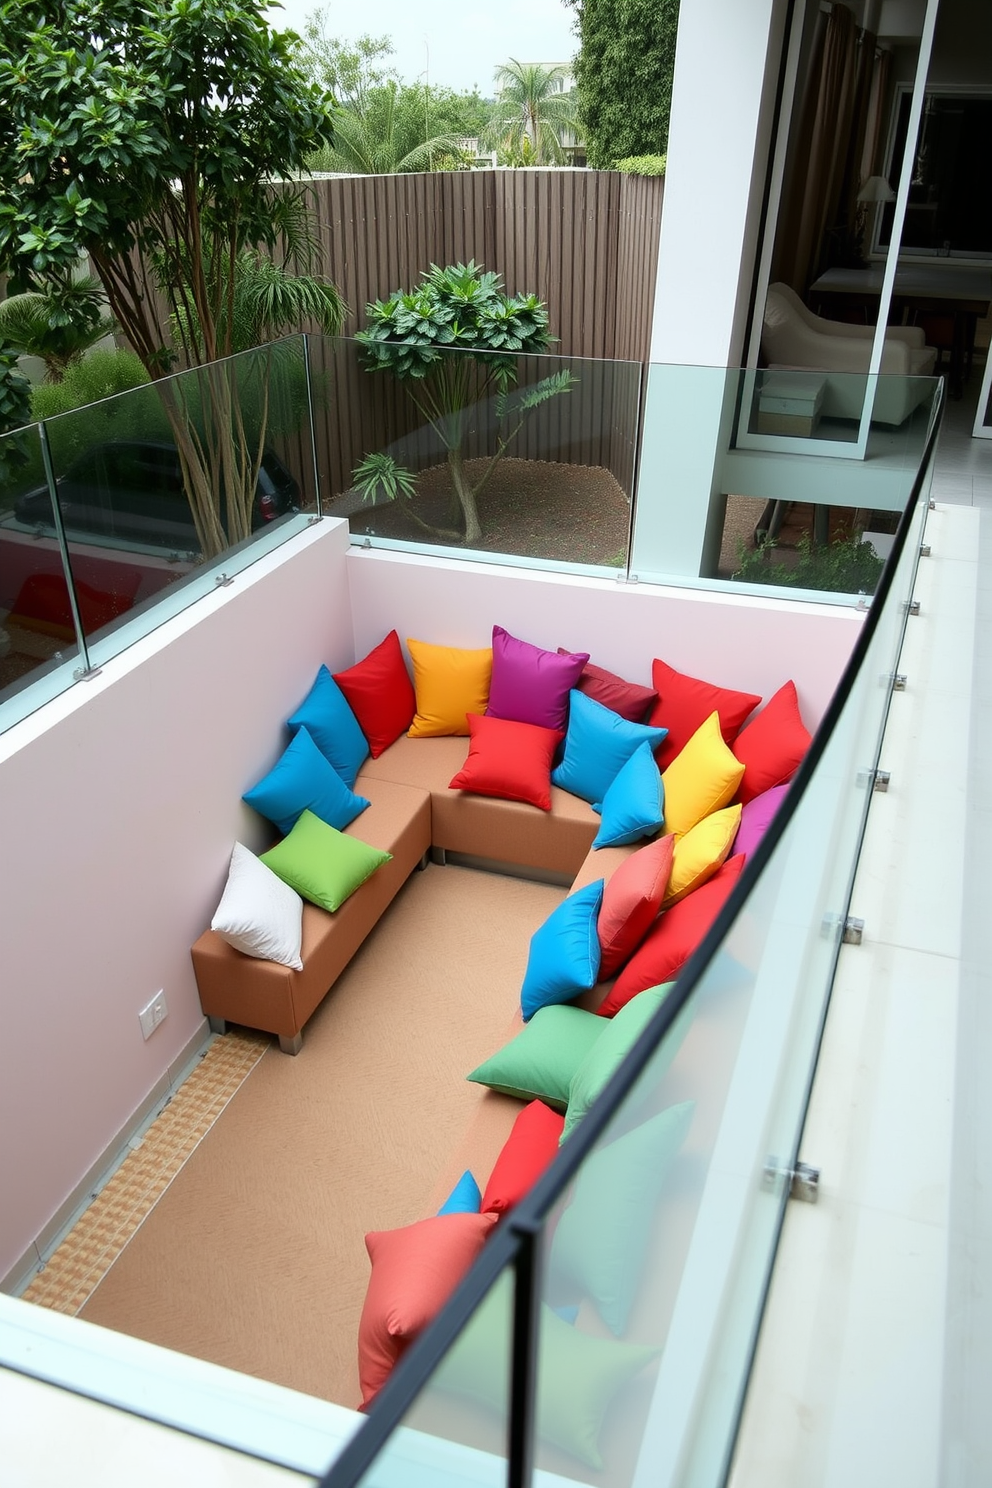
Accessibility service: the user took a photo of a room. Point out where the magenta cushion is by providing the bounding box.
[558,651,658,723]
[487,625,589,732]
[732,783,789,860]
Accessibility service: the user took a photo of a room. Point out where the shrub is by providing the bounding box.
[733,532,884,595]
[614,154,667,175]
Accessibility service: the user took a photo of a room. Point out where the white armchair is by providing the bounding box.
[761,282,937,425]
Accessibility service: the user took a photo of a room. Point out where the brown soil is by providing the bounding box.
[336,456,631,567]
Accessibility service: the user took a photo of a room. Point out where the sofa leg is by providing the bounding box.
[207,1016,228,1036]
[430,846,447,867]
[278,1031,304,1056]
[417,851,430,871]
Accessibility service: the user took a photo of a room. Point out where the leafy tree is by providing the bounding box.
[309,82,469,174]
[0,343,32,487]
[483,61,582,166]
[355,261,576,543]
[0,272,115,383]
[0,0,344,556]
[569,0,680,169]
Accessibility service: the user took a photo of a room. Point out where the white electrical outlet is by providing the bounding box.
[138,990,168,1040]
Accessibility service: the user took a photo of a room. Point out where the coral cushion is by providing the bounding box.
[520,879,604,1021]
[358,1211,497,1406]
[558,650,658,722]
[663,803,742,907]
[732,681,811,803]
[481,1100,566,1216]
[449,713,563,811]
[598,855,745,1017]
[733,783,790,859]
[596,835,675,981]
[648,658,760,770]
[661,713,745,838]
[406,638,492,738]
[333,631,416,758]
[487,625,589,732]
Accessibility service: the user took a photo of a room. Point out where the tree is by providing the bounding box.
[569,0,680,169]
[0,273,115,383]
[0,0,345,556]
[355,261,576,544]
[483,60,582,166]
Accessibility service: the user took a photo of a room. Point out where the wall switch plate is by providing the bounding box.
[139,990,168,1040]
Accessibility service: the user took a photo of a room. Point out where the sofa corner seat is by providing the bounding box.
[191,777,431,1051]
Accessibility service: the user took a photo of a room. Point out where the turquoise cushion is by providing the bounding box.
[592,741,665,848]
[437,1170,481,1216]
[551,1101,695,1335]
[243,726,370,836]
[287,665,369,788]
[551,689,667,805]
[520,879,604,1022]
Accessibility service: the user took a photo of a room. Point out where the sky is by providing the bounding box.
[264,0,578,96]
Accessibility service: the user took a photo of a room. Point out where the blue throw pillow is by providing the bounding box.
[243,726,370,836]
[437,1170,482,1216]
[287,665,369,788]
[592,741,664,848]
[551,690,667,805]
[521,879,604,1022]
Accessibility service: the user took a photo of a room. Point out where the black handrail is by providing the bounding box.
[319,378,945,1488]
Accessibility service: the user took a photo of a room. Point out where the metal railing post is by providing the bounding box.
[37,419,96,678]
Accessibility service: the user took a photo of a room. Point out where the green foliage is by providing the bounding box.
[614,154,667,176]
[733,533,885,595]
[0,273,115,382]
[571,0,680,169]
[356,261,576,543]
[29,347,152,422]
[483,60,582,166]
[0,343,32,485]
[352,452,419,504]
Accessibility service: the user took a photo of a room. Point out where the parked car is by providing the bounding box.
[13,439,301,553]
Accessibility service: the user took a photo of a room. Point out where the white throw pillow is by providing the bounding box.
[211,842,304,969]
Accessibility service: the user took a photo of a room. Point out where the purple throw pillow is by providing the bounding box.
[732,783,789,860]
[487,625,590,732]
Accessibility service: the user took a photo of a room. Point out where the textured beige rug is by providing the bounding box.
[78,863,563,1410]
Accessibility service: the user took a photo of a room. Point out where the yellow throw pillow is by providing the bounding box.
[661,712,745,837]
[663,803,742,906]
[406,638,493,737]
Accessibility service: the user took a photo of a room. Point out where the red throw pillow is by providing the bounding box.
[597,835,675,981]
[333,631,416,758]
[648,659,760,771]
[558,650,658,723]
[597,856,745,1017]
[481,1100,566,1216]
[449,713,563,811]
[732,681,811,804]
[358,1211,496,1406]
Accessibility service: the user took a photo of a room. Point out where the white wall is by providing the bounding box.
[0,521,354,1280]
[346,549,863,731]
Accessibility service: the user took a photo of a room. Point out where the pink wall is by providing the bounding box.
[346,550,864,730]
[0,522,354,1279]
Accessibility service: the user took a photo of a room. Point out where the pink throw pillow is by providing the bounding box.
[596,835,675,981]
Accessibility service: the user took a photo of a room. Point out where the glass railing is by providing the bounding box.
[308,335,642,574]
[0,337,316,733]
[631,364,941,600]
[316,388,942,1488]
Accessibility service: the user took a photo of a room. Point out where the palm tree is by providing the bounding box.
[484,61,583,166]
[0,273,115,382]
[309,83,467,175]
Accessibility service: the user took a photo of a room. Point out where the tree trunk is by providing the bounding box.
[447,444,483,544]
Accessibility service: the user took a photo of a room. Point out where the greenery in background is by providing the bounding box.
[352,452,419,504]
[0,273,116,383]
[0,0,344,557]
[733,533,884,595]
[568,0,680,169]
[296,22,486,173]
[482,61,583,166]
[614,154,667,176]
[0,345,32,487]
[356,261,576,543]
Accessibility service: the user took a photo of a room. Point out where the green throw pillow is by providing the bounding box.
[467,1005,605,1109]
[260,809,391,913]
[550,1101,695,1335]
[562,982,686,1143]
[435,1278,658,1470]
